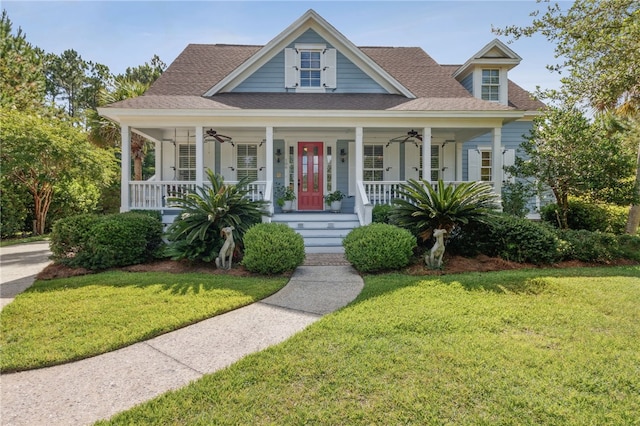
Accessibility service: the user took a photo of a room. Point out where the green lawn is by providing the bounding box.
[0,272,288,372]
[98,266,640,425]
[0,234,48,247]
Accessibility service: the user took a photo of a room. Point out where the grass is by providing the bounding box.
[0,272,288,373]
[0,234,49,247]
[97,266,640,425]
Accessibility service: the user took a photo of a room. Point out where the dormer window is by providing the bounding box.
[285,44,337,92]
[481,69,500,102]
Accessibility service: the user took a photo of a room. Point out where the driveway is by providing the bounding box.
[0,241,52,309]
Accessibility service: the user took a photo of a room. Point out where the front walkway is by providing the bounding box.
[0,256,363,425]
[0,241,52,310]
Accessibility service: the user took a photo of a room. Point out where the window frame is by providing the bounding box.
[480,149,492,182]
[236,143,259,182]
[363,144,385,182]
[481,69,500,102]
[177,143,196,181]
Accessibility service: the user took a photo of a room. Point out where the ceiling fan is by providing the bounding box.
[205,129,234,146]
[386,129,423,147]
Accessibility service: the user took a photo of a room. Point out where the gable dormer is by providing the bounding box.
[453,39,522,106]
[205,10,414,98]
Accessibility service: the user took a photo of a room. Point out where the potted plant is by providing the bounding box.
[275,184,296,212]
[324,190,346,212]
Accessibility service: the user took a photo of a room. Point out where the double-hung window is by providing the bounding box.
[300,50,321,88]
[480,150,492,181]
[363,145,384,181]
[177,144,196,181]
[481,69,500,102]
[417,145,440,181]
[237,144,258,181]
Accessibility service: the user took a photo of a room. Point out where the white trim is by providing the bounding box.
[120,125,131,212]
[453,39,522,79]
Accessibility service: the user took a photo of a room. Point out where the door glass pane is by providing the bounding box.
[313,146,319,191]
[302,147,308,192]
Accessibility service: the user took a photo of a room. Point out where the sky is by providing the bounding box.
[3,0,572,94]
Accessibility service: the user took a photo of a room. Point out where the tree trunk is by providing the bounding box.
[625,141,640,234]
[131,134,145,181]
[32,184,53,235]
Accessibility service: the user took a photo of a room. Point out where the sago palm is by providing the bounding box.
[164,170,268,262]
[390,179,499,242]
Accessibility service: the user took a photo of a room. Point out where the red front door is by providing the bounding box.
[297,142,324,210]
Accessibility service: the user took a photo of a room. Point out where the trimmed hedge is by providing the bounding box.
[50,212,164,270]
[343,223,416,272]
[242,223,305,274]
[558,229,622,263]
[372,204,394,224]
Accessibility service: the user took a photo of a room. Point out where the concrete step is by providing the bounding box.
[272,213,359,254]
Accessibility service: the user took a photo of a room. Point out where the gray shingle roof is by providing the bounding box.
[107,44,542,112]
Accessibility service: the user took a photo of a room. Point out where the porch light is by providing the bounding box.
[275,149,282,163]
[340,149,346,163]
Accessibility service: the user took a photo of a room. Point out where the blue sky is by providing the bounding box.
[4,1,571,93]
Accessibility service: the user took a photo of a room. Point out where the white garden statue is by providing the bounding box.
[215,226,235,269]
[425,228,447,269]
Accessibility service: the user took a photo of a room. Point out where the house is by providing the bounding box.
[99,9,543,252]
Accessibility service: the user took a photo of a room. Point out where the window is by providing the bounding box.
[284,46,337,90]
[178,144,196,181]
[481,69,500,101]
[416,145,440,180]
[237,144,258,181]
[300,50,321,88]
[481,150,492,181]
[326,146,333,192]
[364,145,384,181]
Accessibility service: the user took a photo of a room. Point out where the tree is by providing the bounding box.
[495,0,640,232]
[120,54,166,85]
[0,108,116,234]
[507,105,636,229]
[0,10,46,110]
[88,77,149,180]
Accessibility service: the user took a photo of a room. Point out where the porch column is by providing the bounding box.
[195,126,204,185]
[265,126,274,188]
[422,127,432,183]
[120,125,131,212]
[355,127,363,181]
[155,139,162,180]
[492,127,503,196]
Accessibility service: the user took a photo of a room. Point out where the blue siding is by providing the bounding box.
[461,73,473,95]
[337,140,354,212]
[233,29,387,94]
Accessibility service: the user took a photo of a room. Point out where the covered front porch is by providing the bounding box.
[119,119,510,226]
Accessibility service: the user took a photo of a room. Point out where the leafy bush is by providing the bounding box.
[343,223,416,272]
[557,229,621,263]
[50,212,163,270]
[164,171,267,262]
[501,181,534,218]
[448,215,561,264]
[372,204,394,224]
[242,223,305,274]
[50,214,99,264]
[0,179,30,238]
[617,234,640,262]
[391,179,499,244]
[541,198,628,234]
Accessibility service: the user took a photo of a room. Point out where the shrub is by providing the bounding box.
[242,223,305,274]
[557,229,620,263]
[164,171,267,262]
[541,198,628,234]
[343,223,416,272]
[50,214,99,265]
[448,215,561,264]
[372,204,394,224]
[391,179,499,244]
[617,234,640,262]
[501,181,534,218]
[50,212,164,270]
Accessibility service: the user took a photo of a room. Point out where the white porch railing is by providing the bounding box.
[362,180,496,206]
[128,181,268,210]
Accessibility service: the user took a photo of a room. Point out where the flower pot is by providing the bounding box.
[329,200,342,212]
[282,200,294,212]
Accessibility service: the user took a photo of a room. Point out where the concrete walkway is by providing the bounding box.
[0,244,363,426]
[0,241,52,310]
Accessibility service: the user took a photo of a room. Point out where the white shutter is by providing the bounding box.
[503,148,516,183]
[322,48,337,88]
[220,142,234,181]
[284,48,298,88]
[405,143,421,180]
[442,142,456,181]
[384,142,399,181]
[468,149,480,181]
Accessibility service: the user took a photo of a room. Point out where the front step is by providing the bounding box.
[272,213,359,254]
